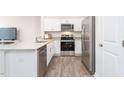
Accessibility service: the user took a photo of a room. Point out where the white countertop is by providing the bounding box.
[0,39,54,50]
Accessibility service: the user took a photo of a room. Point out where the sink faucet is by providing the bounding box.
[35,36,42,43]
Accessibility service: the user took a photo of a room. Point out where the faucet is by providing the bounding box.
[35,36,42,43]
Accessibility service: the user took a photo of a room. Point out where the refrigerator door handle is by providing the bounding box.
[122,40,124,47]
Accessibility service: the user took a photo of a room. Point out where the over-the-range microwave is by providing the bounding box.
[61,24,74,32]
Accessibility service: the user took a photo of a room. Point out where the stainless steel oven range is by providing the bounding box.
[61,35,75,56]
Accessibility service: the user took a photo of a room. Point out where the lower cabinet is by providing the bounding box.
[54,39,60,55]
[5,50,38,77]
[0,42,55,77]
[75,39,82,56]
[47,41,54,66]
[47,40,60,66]
[0,51,5,77]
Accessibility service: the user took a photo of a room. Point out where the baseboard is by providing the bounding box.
[75,53,81,56]
[54,53,81,56]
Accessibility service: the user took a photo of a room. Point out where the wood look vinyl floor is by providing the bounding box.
[45,56,90,77]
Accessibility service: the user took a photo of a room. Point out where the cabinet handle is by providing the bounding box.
[122,40,124,47]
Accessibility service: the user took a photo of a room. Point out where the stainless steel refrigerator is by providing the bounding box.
[81,16,95,75]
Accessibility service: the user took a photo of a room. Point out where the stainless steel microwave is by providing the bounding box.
[61,24,74,31]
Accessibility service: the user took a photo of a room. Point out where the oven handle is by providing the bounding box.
[61,40,75,42]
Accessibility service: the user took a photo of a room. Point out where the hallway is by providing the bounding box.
[45,56,90,77]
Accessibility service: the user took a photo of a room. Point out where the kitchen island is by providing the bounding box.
[0,40,54,77]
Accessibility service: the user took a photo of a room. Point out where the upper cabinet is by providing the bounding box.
[44,19,61,31]
[71,19,82,31]
[43,16,84,32]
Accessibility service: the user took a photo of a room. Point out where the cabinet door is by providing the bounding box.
[75,39,82,55]
[5,51,37,77]
[60,19,73,24]
[54,40,60,54]
[0,51,5,76]
[47,42,55,65]
[51,42,55,56]
[73,19,82,31]
[44,19,60,31]
[47,43,51,65]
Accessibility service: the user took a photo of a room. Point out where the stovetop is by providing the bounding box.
[61,37,74,40]
[61,35,74,40]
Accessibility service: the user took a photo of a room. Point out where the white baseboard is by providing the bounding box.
[54,53,82,56]
[54,53,81,56]
[75,53,81,56]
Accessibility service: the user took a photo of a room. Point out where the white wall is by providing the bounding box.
[40,16,44,38]
[0,16,41,43]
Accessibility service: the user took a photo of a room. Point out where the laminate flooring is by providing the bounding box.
[45,56,90,77]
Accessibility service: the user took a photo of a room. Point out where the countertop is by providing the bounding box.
[0,39,54,50]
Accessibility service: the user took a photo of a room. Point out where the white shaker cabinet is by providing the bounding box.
[44,17,82,32]
[0,51,5,77]
[5,50,38,77]
[44,19,61,31]
[75,39,82,56]
[73,19,82,31]
[47,41,55,66]
[60,19,73,24]
[54,39,61,55]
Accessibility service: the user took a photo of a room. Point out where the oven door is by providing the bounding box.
[61,41,75,55]
[61,41,75,51]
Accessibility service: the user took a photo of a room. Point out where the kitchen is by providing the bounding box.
[0,16,124,77]
[0,1,123,93]
[0,16,92,77]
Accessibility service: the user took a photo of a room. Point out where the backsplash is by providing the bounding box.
[45,31,81,39]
